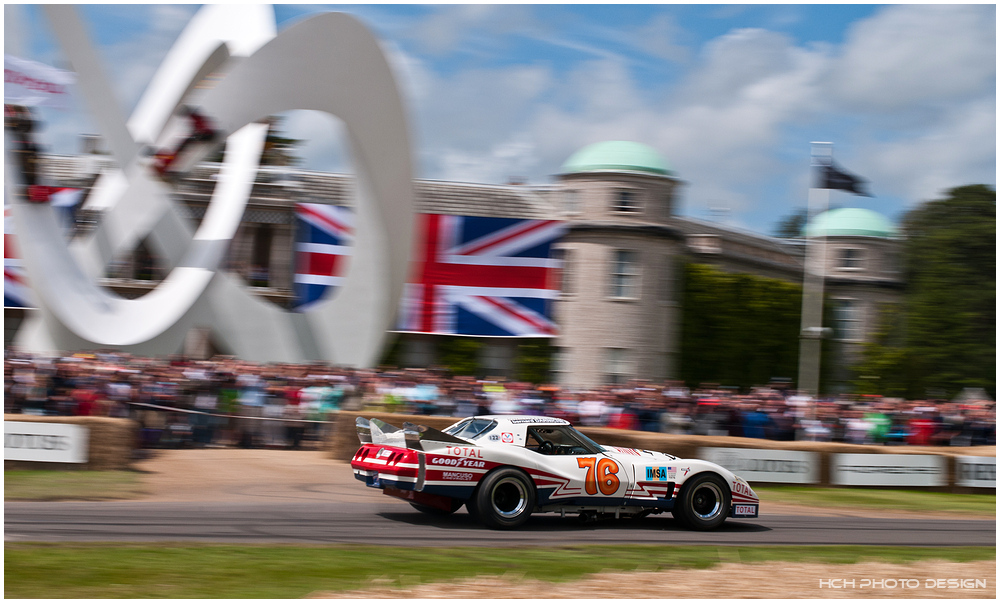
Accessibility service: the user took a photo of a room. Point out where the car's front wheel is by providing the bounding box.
[472,468,535,530]
[672,473,730,531]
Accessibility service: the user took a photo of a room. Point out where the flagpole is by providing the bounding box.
[797,142,833,402]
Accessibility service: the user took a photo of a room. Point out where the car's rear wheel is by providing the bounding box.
[473,468,535,530]
[409,500,463,515]
[672,473,730,531]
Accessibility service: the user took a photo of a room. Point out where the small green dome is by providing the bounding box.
[562,141,672,176]
[804,208,896,238]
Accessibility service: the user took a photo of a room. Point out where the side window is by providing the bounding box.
[527,427,597,455]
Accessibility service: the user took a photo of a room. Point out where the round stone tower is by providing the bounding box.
[552,141,684,388]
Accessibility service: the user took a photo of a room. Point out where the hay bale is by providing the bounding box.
[3,414,137,471]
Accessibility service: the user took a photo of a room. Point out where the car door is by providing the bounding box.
[523,426,632,506]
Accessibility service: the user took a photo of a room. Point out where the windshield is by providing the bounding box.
[443,418,497,440]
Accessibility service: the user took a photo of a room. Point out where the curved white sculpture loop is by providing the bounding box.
[8,7,414,366]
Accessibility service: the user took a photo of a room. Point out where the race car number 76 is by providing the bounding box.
[577,457,620,495]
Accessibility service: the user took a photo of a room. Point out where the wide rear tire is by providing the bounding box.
[672,473,730,531]
[472,468,535,530]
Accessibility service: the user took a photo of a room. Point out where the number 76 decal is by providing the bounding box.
[577,457,620,495]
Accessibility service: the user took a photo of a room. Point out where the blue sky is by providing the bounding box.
[5,4,996,235]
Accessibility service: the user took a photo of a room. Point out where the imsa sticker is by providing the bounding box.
[645,466,676,481]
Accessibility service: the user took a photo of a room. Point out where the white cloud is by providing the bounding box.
[15,4,995,234]
[861,98,997,203]
[827,4,996,111]
[403,5,536,57]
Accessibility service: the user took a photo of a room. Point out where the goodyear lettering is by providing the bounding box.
[430,456,486,468]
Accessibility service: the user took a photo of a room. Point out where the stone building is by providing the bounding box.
[5,140,901,390]
[803,208,903,384]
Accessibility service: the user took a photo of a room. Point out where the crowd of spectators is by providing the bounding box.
[5,348,995,449]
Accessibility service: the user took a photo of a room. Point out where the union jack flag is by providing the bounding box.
[398,214,566,337]
[4,204,35,308]
[292,203,353,311]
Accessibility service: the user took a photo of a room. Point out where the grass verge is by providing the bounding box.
[4,470,145,501]
[754,486,996,516]
[3,544,994,599]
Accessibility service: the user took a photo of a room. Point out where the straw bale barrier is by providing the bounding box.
[4,414,137,471]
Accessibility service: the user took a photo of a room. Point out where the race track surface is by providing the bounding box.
[5,500,994,546]
[5,450,994,546]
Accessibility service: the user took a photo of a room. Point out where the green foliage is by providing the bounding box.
[4,470,145,501]
[437,336,483,377]
[679,263,804,391]
[854,185,995,398]
[514,339,553,384]
[5,544,993,598]
[773,207,808,238]
[754,485,995,515]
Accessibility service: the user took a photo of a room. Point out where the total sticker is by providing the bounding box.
[733,504,758,517]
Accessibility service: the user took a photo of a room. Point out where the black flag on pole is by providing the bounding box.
[818,162,872,196]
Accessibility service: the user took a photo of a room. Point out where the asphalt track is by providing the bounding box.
[5,500,995,546]
[5,451,994,547]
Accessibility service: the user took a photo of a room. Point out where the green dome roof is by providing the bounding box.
[562,141,672,176]
[804,208,896,238]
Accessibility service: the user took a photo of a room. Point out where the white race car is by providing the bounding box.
[350,415,759,530]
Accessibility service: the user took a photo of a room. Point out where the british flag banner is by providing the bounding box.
[4,203,36,308]
[397,214,566,337]
[292,203,354,311]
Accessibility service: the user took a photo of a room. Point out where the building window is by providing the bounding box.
[837,247,863,270]
[563,189,581,215]
[551,347,568,377]
[611,189,640,213]
[687,234,721,254]
[250,223,273,286]
[659,257,673,302]
[605,348,632,385]
[884,250,899,273]
[609,249,640,299]
[833,299,863,341]
[553,247,574,295]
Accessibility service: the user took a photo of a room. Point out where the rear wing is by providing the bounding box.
[356,417,472,450]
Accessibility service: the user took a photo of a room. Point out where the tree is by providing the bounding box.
[680,263,807,391]
[853,185,996,398]
[513,339,553,384]
[773,208,808,238]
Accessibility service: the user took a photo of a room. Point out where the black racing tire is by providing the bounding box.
[472,467,536,530]
[409,500,462,515]
[673,473,730,531]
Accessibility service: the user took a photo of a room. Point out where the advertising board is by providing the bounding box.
[4,421,89,463]
[831,453,945,487]
[700,447,820,484]
[955,456,996,488]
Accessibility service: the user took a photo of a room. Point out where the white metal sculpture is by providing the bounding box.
[6,6,415,366]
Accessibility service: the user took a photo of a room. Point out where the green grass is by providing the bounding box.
[754,485,996,516]
[3,544,994,599]
[4,470,145,501]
